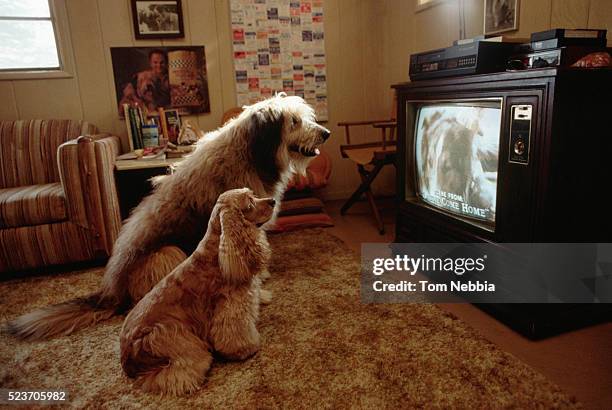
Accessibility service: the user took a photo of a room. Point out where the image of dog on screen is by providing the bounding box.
[417,106,500,222]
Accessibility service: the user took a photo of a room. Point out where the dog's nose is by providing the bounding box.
[322,129,331,140]
[267,199,276,207]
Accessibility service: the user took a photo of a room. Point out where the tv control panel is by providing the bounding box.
[508,105,532,164]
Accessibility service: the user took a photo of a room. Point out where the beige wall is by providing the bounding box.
[0,0,235,147]
[1,0,611,200]
[0,0,394,200]
[382,0,612,89]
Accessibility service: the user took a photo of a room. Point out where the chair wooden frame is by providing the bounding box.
[338,119,397,234]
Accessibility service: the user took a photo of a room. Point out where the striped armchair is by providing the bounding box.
[0,120,122,272]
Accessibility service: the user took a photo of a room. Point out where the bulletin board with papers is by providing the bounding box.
[230,0,328,121]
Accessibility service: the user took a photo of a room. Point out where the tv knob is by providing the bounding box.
[514,139,526,155]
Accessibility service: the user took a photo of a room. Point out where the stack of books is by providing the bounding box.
[123,104,148,151]
[122,105,182,152]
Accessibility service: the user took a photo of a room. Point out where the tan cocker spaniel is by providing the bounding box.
[120,188,273,395]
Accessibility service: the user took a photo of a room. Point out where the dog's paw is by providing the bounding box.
[219,343,259,361]
[259,269,271,281]
[260,289,273,304]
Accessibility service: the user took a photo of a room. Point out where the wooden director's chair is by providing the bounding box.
[338,109,397,234]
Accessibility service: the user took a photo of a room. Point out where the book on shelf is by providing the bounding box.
[158,107,170,143]
[129,106,143,149]
[123,104,179,152]
[163,109,182,143]
[122,104,135,152]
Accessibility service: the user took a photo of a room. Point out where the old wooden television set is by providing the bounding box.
[394,68,612,244]
[393,68,612,338]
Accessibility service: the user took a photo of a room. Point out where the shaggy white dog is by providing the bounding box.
[8,94,330,340]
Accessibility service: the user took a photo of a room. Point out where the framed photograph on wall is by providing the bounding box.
[111,46,210,118]
[131,0,184,39]
[484,0,519,35]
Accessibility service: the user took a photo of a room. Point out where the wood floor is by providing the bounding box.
[325,198,612,410]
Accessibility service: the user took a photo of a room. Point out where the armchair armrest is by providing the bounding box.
[57,134,122,256]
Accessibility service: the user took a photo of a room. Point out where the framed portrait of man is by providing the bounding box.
[111,46,210,117]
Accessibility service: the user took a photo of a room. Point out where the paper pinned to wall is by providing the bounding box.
[229,0,328,121]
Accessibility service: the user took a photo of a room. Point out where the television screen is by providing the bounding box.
[414,101,502,227]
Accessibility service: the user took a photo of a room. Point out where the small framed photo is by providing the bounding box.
[131,0,184,40]
[484,0,519,36]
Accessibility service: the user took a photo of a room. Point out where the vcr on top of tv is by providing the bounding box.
[409,41,516,81]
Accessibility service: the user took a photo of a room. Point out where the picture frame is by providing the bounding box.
[484,0,519,36]
[111,46,210,118]
[131,0,184,39]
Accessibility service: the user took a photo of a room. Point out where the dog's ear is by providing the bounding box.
[248,107,284,188]
[218,206,266,283]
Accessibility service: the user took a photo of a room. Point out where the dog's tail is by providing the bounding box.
[5,292,119,341]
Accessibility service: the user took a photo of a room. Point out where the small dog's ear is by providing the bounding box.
[248,107,284,188]
[218,206,265,283]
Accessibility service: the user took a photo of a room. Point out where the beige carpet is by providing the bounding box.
[1,229,578,408]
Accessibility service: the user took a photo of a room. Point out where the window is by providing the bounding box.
[0,0,73,79]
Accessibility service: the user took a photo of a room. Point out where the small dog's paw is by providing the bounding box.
[221,344,259,361]
[260,289,273,304]
[259,269,271,281]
